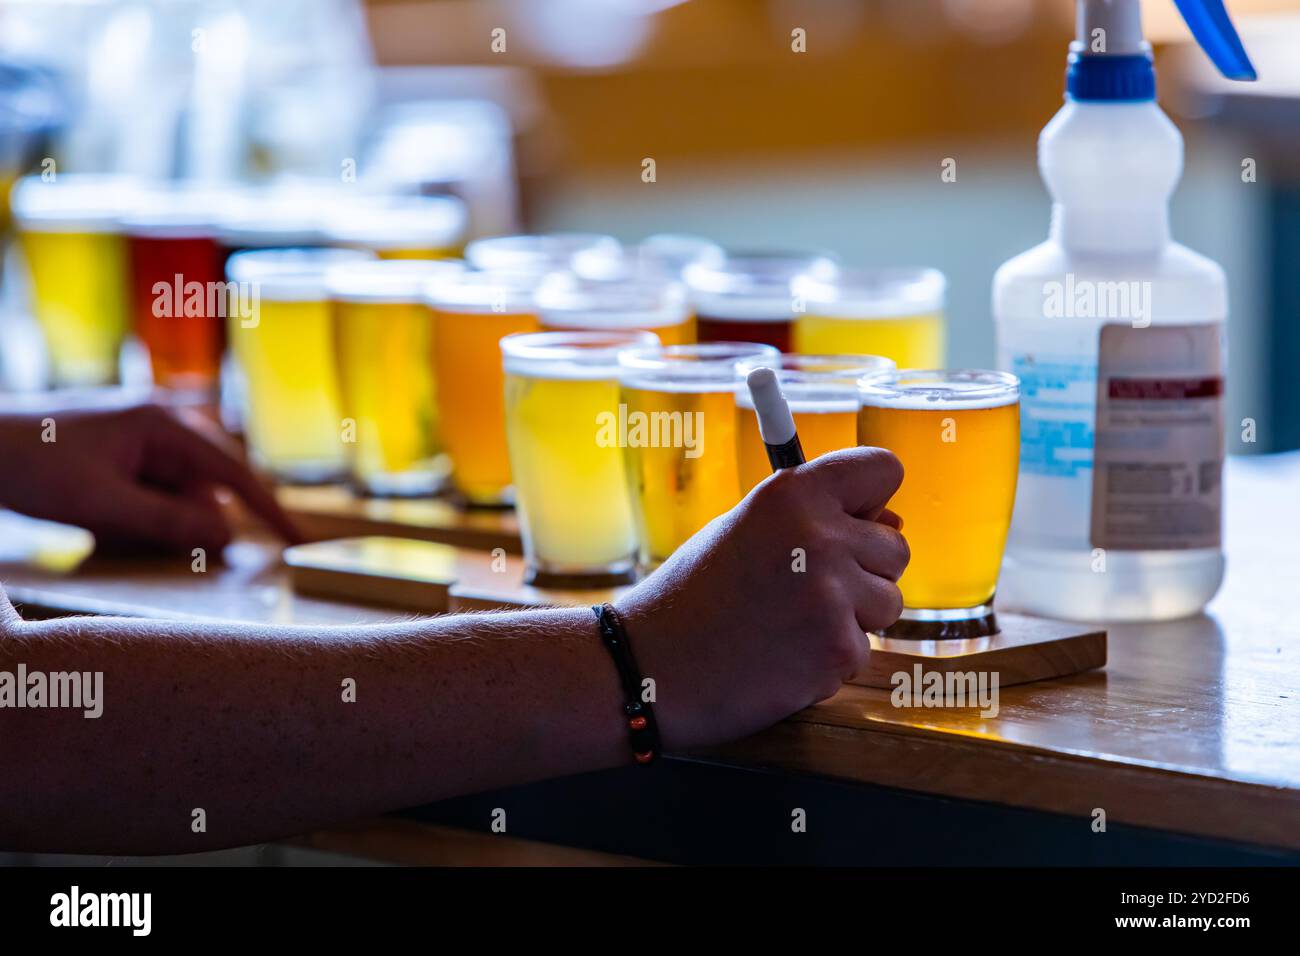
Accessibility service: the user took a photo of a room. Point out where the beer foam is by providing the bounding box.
[618,343,778,393]
[502,331,658,380]
[796,267,946,319]
[118,183,241,238]
[327,259,465,303]
[685,252,838,322]
[536,274,688,329]
[226,248,374,301]
[213,185,342,247]
[857,385,1019,410]
[574,235,724,282]
[503,357,625,381]
[621,377,739,394]
[323,196,466,250]
[466,233,620,274]
[426,270,543,313]
[11,174,145,233]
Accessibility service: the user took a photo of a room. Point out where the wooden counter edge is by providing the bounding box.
[696,719,1300,854]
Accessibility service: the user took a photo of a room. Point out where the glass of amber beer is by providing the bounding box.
[684,251,837,352]
[857,369,1020,639]
[535,273,695,346]
[226,247,373,482]
[327,258,465,497]
[617,341,778,568]
[501,330,659,587]
[121,185,229,397]
[426,270,542,506]
[733,354,894,495]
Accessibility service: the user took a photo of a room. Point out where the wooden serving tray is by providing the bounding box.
[284,536,1105,687]
[849,617,1107,689]
[279,485,523,554]
[283,536,626,614]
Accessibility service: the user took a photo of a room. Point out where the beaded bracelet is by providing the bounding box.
[592,603,661,765]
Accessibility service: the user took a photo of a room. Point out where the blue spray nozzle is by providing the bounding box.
[1068,0,1257,100]
[1173,0,1257,80]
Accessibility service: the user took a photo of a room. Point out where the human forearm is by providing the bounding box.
[0,607,626,854]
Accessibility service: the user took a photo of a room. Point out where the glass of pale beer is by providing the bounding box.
[426,270,543,507]
[327,258,466,497]
[11,174,142,387]
[226,247,373,482]
[535,273,695,346]
[794,268,947,370]
[857,369,1020,638]
[501,329,659,587]
[617,341,778,568]
[733,353,895,495]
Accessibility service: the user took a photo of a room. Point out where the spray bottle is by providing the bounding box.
[993,0,1255,621]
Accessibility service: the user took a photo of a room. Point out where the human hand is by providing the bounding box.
[617,446,908,750]
[0,403,301,554]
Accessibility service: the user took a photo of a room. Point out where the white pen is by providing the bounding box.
[745,366,805,471]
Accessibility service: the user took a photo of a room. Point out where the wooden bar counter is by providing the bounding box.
[2,453,1298,865]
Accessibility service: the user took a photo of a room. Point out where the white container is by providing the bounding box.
[992,0,1255,622]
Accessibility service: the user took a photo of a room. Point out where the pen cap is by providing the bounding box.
[746,367,797,446]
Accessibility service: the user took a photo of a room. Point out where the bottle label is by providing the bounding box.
[1089,323,1224,551]
[1010,356,1096,478]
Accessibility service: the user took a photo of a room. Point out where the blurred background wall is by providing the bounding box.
[1,0,1296,449]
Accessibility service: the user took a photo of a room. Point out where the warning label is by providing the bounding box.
[1090,323,1224,551]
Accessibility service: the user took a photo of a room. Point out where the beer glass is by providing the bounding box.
[426,270,542,506]
[327,258,466,497]
[214,183,335,266]
[535,273,695,346]
[464,233,620,275]
[733,353,894,495]
[618,341,778,567]
[324,195,467,260]
[11,174,142,387]
[226,248,373,482]
[572,234,724,283]
[795,268,947,369]
[685,251,838,352]
[857,369,1020,638]
[501,329,659,587]
[121,186,229,396]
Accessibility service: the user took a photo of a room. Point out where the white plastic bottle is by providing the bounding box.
[993,0,1256,621]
